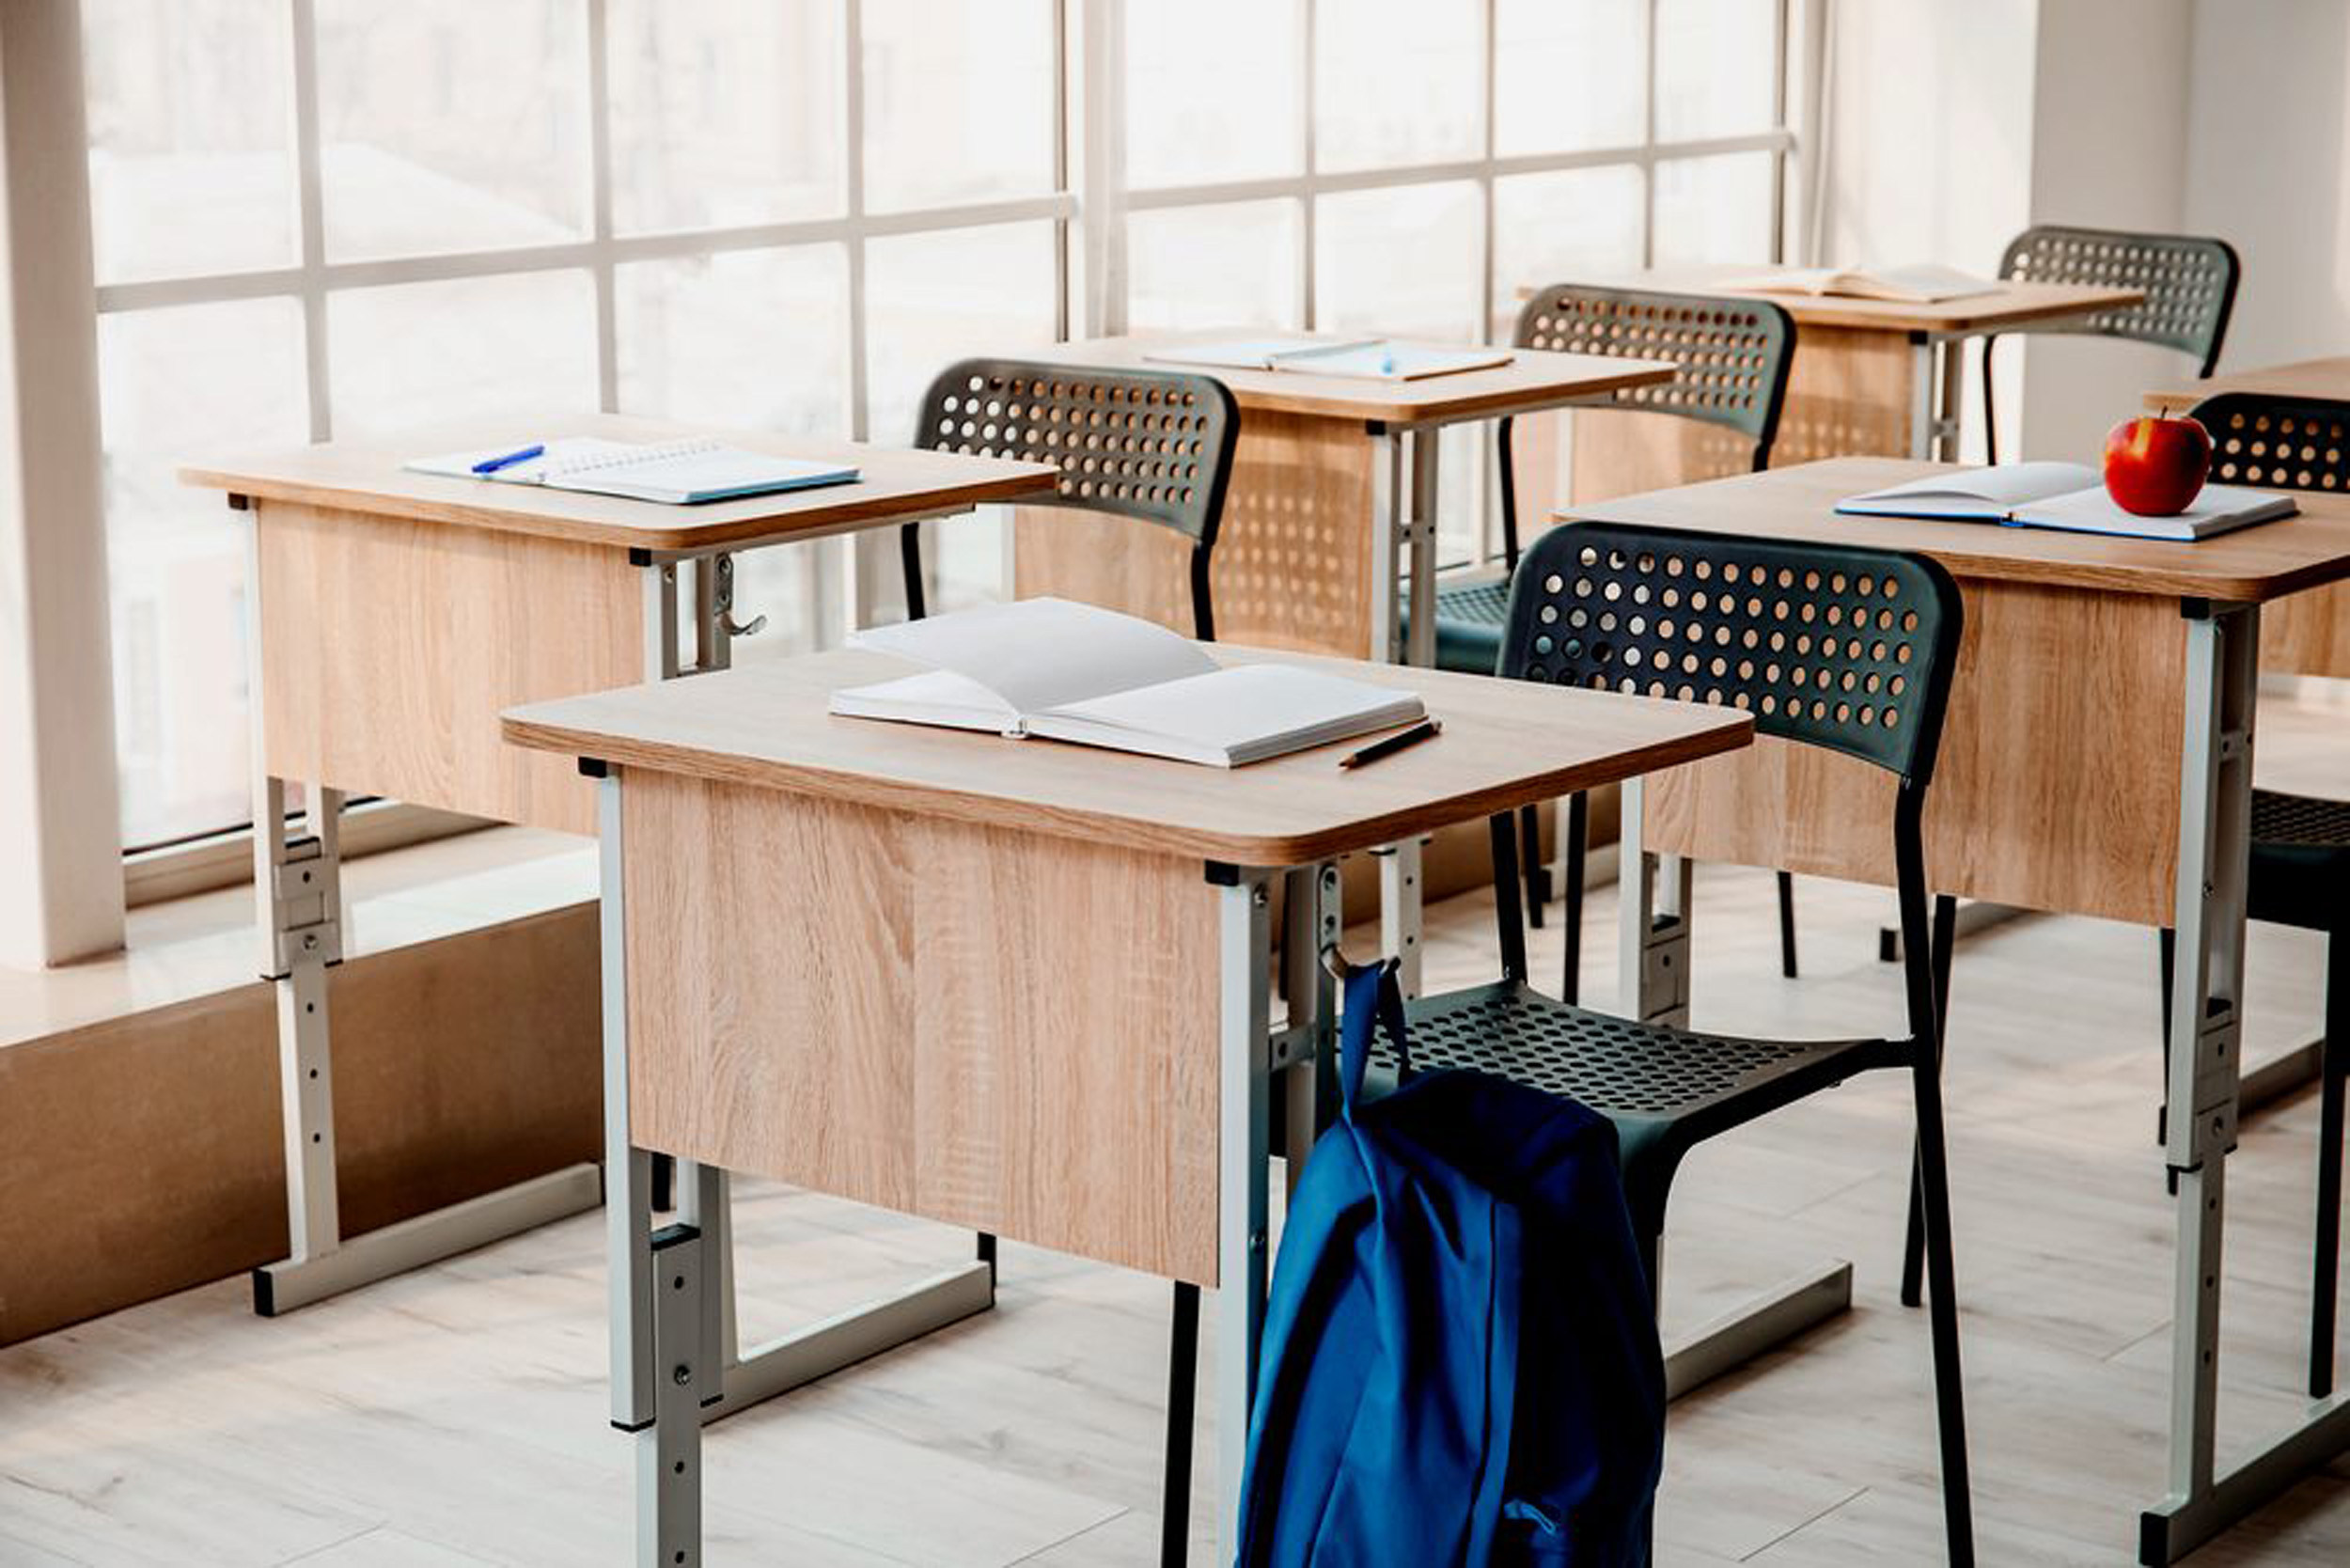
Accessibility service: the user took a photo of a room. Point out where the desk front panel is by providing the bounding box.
[621,769,1224,1285]
[1646,576,2187,926]
[1011,409,1377,657]
[254,500,642,835]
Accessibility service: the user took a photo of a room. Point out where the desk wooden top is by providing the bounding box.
[2145,355,2350,414]
[181,414,1059,555]
[1525,265,2144,336]
[1569,458,2350,604]
[1021,331,1676,424]
[502,647,1750,866]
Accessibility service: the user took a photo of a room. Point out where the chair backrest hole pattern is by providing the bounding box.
[1998,225,2237,364]
[915,359,1239,545]
[1516,285,1795,449]
[2191,392,2350,494]
[1504,523,1961,781]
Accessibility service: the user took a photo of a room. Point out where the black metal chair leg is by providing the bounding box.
[1903,895,1958,1309]
[1560,792,1589,1006]
[1776,870,1799,979]
[1912,1045,1977,1566]
[1519,804,1547,930]
[1163,1281,1200,1568]
[2314,927,2348,1399]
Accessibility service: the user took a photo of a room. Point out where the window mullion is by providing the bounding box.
[288,0,330,442]
[586,0,619,414]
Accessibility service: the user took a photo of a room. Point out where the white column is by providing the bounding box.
[0,0,125,968]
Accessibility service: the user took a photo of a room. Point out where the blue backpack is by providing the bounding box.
[1234,960,1666,1567]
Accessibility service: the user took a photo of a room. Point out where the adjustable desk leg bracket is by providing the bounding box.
[248,776,601,1317]
[2139,602,2350,1562]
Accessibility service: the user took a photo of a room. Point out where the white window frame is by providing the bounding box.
[1108,0,1802,566]
[11,0,1815,941]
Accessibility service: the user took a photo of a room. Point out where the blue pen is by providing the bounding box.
[472,443,545,475]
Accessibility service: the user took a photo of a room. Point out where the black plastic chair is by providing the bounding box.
[1389,521,1975,1561]
[2171,391,2350,1398]
[1427,284,1800,991]
[902,357,1240,1568]
[901,358,1240,640]
[1982,225,2240,463]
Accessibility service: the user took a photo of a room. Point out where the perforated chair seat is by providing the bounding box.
[1414,575,1512,675]
[2249,788,2350,932]
[1370,981,1896,1216]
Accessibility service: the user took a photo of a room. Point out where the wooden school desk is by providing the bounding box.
[1577,457,2350,1563]
[501,647,1751,1565]
[1010,333,1673,992]
[179,418,1055,1417]
[1521,265,2144,506]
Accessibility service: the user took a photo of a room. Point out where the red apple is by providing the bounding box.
[2103,415,2212,516]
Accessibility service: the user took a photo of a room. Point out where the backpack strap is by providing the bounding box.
[1338,959,1411,1119]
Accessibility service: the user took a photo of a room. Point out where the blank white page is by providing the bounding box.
[850,597,1217,715]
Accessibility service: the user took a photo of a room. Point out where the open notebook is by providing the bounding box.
[1838,462,2297,542]
[830,598,1425,767]
[1144,337,1513,382]
[404,436,859,505]
[1721,264,1998,305]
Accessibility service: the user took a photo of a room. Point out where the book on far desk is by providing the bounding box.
[1143,336,1514,382]
[404,435,859,504]
[1721,263,1998,305]
[1838,462,2298,542]
[830,598,1426,767]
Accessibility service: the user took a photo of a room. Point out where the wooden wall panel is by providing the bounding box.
[0,905,601,1346]
[621,772,1222,1284]
[1647,579,2186,926]
[255,500,644,835]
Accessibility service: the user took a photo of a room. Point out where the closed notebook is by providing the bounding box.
[1144,336,1513,382]
[830,598,1425,767]
[404,435,858,505]
[1720,263,1998,305]
[1837,462,2297,542]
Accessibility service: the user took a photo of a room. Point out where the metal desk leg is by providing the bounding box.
[1278,864,1340,1198]
[1365,425,1433,994]
[248,776,601,1316]
[2139,602,2350,1562]
[640,1165,723,1567]
[1214,867,1274,1560]
[1616,776,1856,1395]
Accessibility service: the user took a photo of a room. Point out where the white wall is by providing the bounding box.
[2012,0,2195,461]
[2182,0,2350,368]
[1817,0,2350,464]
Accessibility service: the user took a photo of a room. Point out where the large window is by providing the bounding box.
[81,0,1793,853]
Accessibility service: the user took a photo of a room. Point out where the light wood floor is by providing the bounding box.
[5,867,2349,1564]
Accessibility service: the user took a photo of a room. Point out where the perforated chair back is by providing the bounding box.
[1514,285,1797,454]
[1500,522,1964,788]
[1997,225,2239,371]
[901,358,1241,636]
[2190,392,2350,496]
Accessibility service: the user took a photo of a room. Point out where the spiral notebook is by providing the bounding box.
[403,436,860,505]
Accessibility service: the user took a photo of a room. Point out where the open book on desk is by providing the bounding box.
[1144,337,1514,382]
[404,436,859,505]
[1838,462,2297,542]
[1721,263,1998,305]
[830,598,1426,767]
